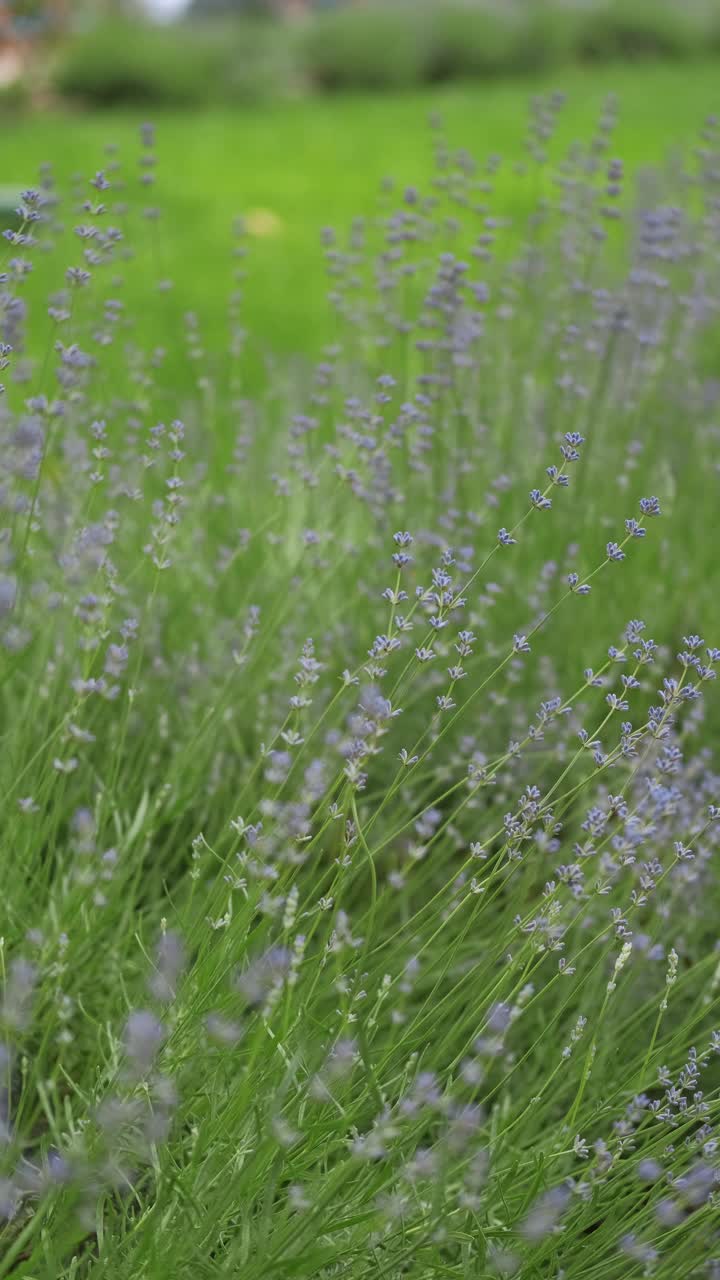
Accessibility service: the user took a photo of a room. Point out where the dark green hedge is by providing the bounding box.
[52,2,720,108]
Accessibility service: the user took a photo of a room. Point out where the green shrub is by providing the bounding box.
[422,2,580,81]
[221,20,301,104]
[53,17,291,109]
[576,0,712,62]
[506,2,584,74]
[54,19,220,107]
[298,3,432,91]
[299,0,718,96]
[53,0,720,109]
[421,4,520,82]
[0,78,31,116]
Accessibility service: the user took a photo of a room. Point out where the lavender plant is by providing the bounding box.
[0,98,719,1279]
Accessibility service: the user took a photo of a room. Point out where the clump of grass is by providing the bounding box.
[0,102,719,1278]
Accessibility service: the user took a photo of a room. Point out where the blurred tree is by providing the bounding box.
[4,0,139,29]
[189,0,282,15]
[2,0,76,38]
[187,0,344,15]
[5,0,65,28]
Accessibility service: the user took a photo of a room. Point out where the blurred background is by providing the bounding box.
[5,0,720,108]
[3,0,720,369]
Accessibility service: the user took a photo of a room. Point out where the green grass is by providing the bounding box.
[4,60,720,369]
[1,63,720,1278]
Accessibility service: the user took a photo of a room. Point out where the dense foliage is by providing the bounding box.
[52,16,295,107]
[1,98,720,1277]
[51,0,720,108]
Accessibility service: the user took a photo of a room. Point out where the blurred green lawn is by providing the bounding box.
[4,61,719,369]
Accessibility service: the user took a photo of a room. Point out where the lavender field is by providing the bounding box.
[1,70,720,1279]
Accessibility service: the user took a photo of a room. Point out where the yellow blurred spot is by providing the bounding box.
[244,209,284,238]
